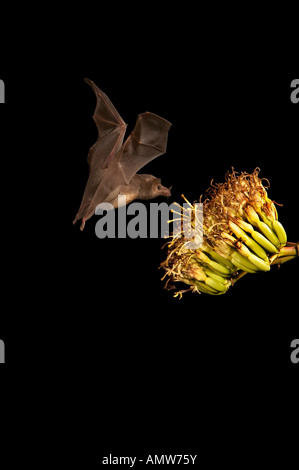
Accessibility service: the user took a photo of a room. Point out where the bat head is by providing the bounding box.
[137,174,171,200]
[150,177,172,198]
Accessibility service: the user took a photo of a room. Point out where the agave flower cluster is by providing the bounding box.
[161,169,298,297]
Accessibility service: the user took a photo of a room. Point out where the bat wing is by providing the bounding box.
[117,112,172,184]
[73,79,127,225]
[85,78,127,169]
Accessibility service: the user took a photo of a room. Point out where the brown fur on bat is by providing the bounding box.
[73,79,172,230]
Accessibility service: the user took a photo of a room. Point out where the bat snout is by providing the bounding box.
[160,185,172,197]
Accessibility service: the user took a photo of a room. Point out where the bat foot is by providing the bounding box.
[80,218,86,231]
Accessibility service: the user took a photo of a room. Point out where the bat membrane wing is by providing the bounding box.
[118,112,171,185]
[73,80,127,225]
[84,78,127,168]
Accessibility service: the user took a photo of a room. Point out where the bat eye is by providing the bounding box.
[157,184,161,190]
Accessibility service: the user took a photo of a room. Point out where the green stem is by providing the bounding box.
[271,255,297,265]
[269,242,299,265]
[232,241,298,283]
[231,270,248,283]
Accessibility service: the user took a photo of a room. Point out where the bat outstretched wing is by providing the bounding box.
[85,78,127,169]
[118,112,172,184]
[73,79,127,225]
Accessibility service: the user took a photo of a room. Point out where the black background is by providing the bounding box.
[0,13,298,468]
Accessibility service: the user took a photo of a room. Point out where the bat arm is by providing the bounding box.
[92,115,127,131]
[93,123,127,142]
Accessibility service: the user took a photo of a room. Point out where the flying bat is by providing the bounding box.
[73,78,172,230]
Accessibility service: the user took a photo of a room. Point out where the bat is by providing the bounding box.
[73,78,172,230]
